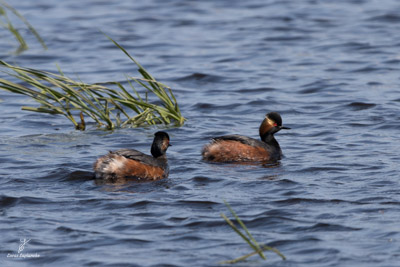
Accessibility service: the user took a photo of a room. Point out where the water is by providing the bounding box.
[1,0,400,266]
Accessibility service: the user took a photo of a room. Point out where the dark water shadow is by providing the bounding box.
[202,159,284,181]
[93,176,172,193]
[202,159,281,167]
[66,170,95,181]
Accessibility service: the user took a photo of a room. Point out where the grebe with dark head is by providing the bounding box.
[202,112,289,163]
[94,131,171,181]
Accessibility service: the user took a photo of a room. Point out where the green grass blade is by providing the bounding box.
[261,245,286,261]
[221,202,286,264]
[219,248,267,264]
[22,106,64,115]
[0,0,47,49]
[220,213,259,253]
[7,22,28,51]
[102,32,151,77]
[219,245,286,264]
[224,201,266,260]
[0,33,185,130]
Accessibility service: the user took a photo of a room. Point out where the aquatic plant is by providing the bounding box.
[0,0,47,53]
[220,201,286,264]
[0,36,185,130]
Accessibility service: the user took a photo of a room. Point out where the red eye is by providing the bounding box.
[274,123,277,126]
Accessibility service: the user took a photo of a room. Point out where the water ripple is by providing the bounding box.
[1,0,400,266]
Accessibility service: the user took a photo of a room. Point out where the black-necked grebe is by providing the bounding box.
[94,131,171,181]
[202,112,289,162]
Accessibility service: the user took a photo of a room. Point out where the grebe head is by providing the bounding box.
[151,131,171,158]
[259,112,290,140]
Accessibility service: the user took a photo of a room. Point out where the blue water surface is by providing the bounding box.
[1,0,400,266]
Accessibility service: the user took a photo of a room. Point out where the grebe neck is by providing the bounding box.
[261,133,280,149]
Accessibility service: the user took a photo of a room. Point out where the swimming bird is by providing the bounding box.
[94,131,171,181]
[202,112,289,163]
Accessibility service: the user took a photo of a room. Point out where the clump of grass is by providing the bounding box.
[220,201,286,264]
[0,0,47,54]
[0,36,185,130]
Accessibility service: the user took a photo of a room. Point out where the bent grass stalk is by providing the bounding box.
[0,0,47,53]
[220,201,286,264]
[0,37,185,130]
